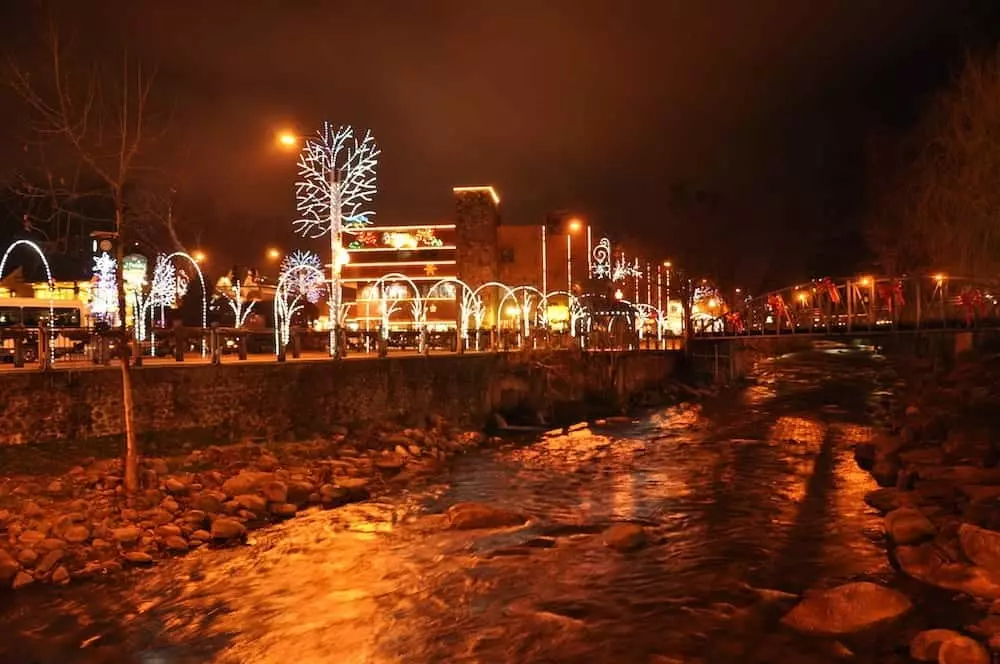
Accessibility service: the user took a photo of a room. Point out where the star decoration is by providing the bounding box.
[424,263,438,276]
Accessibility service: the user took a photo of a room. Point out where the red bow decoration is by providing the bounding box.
[876,280,905,311]
[818,278,841,304]
[959,289,986,325]
[724,311,745,334]
[767,294,790,324]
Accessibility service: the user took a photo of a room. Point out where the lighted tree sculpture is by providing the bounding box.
[293,122,380,357]
[216,273,258,328]
[274,250,327,347]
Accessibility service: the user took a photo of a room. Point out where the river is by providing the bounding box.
[1,348,923,663]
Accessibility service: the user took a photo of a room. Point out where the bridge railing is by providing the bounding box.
[693,274,1000,337]
[0,323,685,371]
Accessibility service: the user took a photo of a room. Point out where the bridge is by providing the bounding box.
[691,274,1000,339]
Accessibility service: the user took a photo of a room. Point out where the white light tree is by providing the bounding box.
[274,250,327,347]
[216,275,257,328]
[293,122,380,357]
[135,254,178,343]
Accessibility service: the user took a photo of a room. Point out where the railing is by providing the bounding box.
[693,274,1000,337]
[0,324,685,371]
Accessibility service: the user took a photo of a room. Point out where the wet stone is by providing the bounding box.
[780,582,912,635]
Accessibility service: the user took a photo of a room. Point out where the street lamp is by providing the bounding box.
[192,250,206,264]
[276,131,299,149]
[267,248,281,261]
[566,220,582,294]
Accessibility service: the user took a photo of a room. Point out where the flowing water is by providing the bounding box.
[1,349,924,663]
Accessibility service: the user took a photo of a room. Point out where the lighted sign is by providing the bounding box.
[122,253,148,287]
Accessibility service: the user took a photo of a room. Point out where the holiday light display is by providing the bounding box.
[294,122,379,357]
[279,251,326,305]
[216,276,257,328]
[591,238,611,279]
[90,252,118,320]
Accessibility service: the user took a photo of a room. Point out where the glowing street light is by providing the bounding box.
[192,250,206,264]
[859,276,872,287]
[934,273,946,285]
[276,131,299,149]
[566,219,583,294]
[267,248,281,261]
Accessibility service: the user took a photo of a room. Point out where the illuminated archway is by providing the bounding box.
[0,240,55,363]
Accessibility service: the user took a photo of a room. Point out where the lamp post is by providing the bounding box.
[567,218,582,294]
[540,224,547,297]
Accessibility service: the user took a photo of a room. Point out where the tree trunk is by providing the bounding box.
[115,204,139,494]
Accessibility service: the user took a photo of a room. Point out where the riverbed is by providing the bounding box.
[1,349,917,663]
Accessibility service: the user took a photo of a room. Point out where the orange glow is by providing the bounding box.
[859,276,872,287]
[934,273,946,284]
[452,185,500,205]
[192,250,206,263]
[568,218,583,233]
[614,288,624,300]
[707,298,718,308]
[796,291,808,304]
[267,248,281,260]
[277,131,298,148]
[663,260,672,268]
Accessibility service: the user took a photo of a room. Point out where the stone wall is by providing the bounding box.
[0,350,679,451]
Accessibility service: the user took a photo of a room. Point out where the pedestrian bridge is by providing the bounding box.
[692,274,1000,339]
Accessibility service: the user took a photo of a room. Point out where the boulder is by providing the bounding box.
[896,543,1000,598]
[163,478,188,495]
[865,487,917,513]
[961,486,1000,504]
[191,491,226,514]
[112,526,140,545]
[285,481,314,506]
[0,549,19,587]
[124,551,153,565]
[210,518,246,542]
[61,525,90,544]
[35,549,64,575]
[884,508,936,545]
[910,629,964,661]
[234,494,267,516]
[221,472,272,498]
[12,571,33,589]
[262,481,288,504]
[780,582,911,635]
[164,536,189,553]
[374,454,405,472]
[50,566,70,585]
[270,503,297,519]
[938,635,990,664]
[447,503,526,530]
[872,457,900,487]
[959,524,1000,572]
[602,523,648,552]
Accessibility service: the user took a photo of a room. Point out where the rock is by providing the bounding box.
[234,494,267,516]
[896,543,1000,598]
[919,466,1000,486]
[780,582,911,635]
[18,531,46,546]
[163,478,188,495]
[12,571,33,589]
[221,472,272,498]
[911,629,964,661]
[938,636,990,664]
[408,445,422,457]
[35,549,64,575]
[191,491,225,514]
[16,548,37,567]
[50,566,70,585]
[865,487,917,513]
[62,525,90,544]
[374,454,404,472]
[872,457,900,487]
[38,538,65,552]
[124,551,153,565]
[190,529,211,542]
[285,481,314,506]
[46,480,64,494]
[257,454,279,471]
[262,481,288,504]
[319,484,348,507]
[160,498,180,513]
[112,526,140,545]
[603,523,648,552]
[210,518,246,542]
[0,549,19,587]
[164,536,189,552]
[960,524,1000,572]
[446,503,526,530]
[961,486,1000,504]
[885,508,936,545]
[155,525,182,538]
[270,503,297,519]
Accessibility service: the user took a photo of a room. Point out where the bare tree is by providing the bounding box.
[8,25,164,493]
[868,47,1000,278]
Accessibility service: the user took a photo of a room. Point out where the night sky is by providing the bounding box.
[2,1,998,290]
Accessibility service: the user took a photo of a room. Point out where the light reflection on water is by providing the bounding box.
[0,350,907,664]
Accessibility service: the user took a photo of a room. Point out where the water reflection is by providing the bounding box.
[0,350,899,664]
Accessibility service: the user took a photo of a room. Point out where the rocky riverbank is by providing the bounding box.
[851,351,1000,661]
[0,416,491,592]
